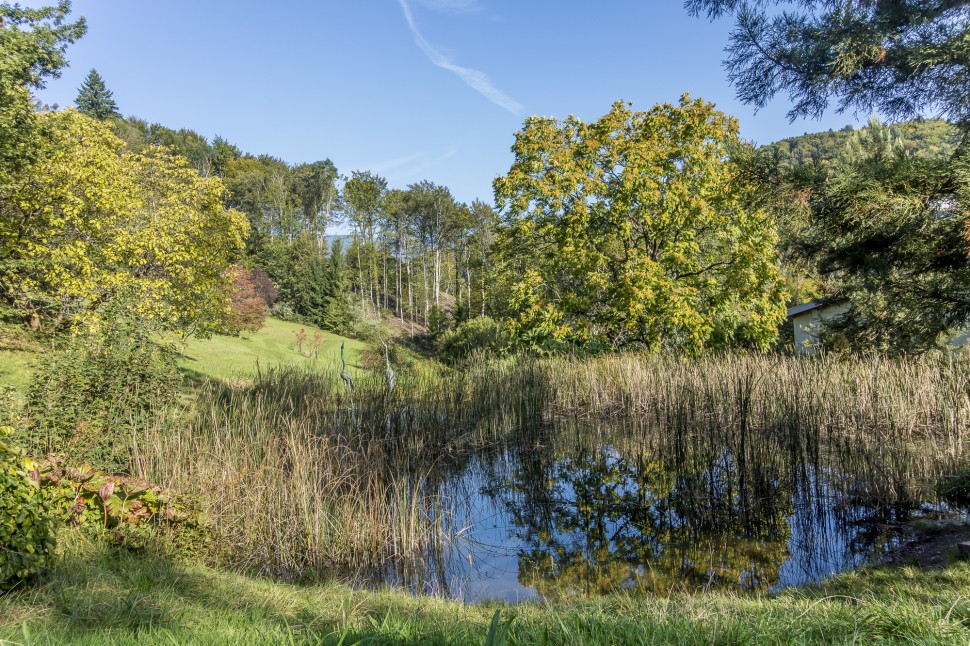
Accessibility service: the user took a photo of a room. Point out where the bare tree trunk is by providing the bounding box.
[481,262,487,317]
[397,241,404,323]
[355,232,365,308]
[407,256,414,335]
[382,252,388,311]
[433,246,441,308]
[422,253,429,326]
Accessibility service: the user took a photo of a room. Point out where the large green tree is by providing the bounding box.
[0,1,85,185]
[0,110,249,334]
[74,67,119,120]
[493,96,787,352]
[686,0,970,127]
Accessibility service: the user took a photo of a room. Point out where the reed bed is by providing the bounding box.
[134,353,970,588]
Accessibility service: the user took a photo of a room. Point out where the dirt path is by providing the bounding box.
[882,524,970,569]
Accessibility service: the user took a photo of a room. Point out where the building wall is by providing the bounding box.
[791,303,970,355]
[791,302,850,356]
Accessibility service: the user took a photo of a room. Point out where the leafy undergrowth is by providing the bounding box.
[1,536,969,645]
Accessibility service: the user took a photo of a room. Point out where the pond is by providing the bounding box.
[370,418,955,602]
[163,358,970,602]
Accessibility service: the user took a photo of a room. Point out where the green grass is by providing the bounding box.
[176,317,367,383]
[0,347,36,392]
[1,536,969,644]
[0,317,367,391]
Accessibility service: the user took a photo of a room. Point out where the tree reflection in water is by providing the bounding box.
[476,421,903,599]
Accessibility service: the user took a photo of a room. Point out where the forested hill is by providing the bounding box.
[761,118,960,165]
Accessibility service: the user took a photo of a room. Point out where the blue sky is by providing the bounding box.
[31,0,866,206]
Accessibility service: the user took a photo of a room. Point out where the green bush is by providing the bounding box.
[427,305,451,341]
[23,300,181,472]
[436,316,513,363]
[269,301,299,322]
[0,427,57,590]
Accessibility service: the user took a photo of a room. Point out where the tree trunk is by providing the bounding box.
[355,231,365,307]
[433,246,441,308]
[422,253,429,326]
[407,255,414,335]
[397,243,404,323]
[382,252,388,311]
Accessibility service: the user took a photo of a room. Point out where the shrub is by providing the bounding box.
[436,316,513,363]
[270,301,299,322]
[427,305,451,341]
[0,427,57,590]
[24,300,181,472]
[221,265,267,335]
[249,267,278,307]
[32,457,209,557]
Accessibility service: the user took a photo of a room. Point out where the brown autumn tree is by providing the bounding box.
[222,265,267,335]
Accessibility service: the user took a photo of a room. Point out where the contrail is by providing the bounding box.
[398,0,522,114]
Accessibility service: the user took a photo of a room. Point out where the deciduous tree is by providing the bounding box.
[0,2,85,180]
[0,110,248,335]
[493,96,787,352]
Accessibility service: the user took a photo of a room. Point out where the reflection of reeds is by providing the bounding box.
[134,354,969,589]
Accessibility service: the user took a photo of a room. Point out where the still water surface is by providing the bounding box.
[373,419,940,602]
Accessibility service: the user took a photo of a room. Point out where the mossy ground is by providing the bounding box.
[2,534,969,645]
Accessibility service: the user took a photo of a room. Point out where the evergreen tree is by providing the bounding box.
[74,68,119,120]
[686,1,970,129]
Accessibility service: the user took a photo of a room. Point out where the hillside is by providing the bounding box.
[0,317,366,392]
[762,118,960,166]
[177,317,365,383]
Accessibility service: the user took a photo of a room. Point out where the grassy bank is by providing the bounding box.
[1,536,968,644]
[177,317,366,383]
[0,317,366,390]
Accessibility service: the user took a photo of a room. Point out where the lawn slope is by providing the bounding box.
[0,317,367,391]
[177,317,366,383]
[1,537,968,645]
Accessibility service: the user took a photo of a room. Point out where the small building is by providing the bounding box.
[788,301,970,355]
[787,301,850,356]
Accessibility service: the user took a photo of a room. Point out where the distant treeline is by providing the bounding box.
[761,118,960,166]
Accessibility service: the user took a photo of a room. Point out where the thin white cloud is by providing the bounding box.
[368,151,426,173]
[398,0,522,114]
[417,0,481,13]
[398,147,459,179]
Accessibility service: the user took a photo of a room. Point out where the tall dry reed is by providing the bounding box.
[134,353,970,585]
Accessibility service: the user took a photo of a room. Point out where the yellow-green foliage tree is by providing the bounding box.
[492,95,787,352]
[0,109,248,335]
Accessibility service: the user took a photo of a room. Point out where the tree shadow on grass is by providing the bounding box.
[0,544,490,645]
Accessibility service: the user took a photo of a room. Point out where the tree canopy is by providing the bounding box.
[0,109,248,334]
[785,122,970,353]
[686,0,970,127]
[0,1,85,178]
[762,118,961,167]
[493,95,788,352]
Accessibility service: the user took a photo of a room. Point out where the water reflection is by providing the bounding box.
[376,419,911,601]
